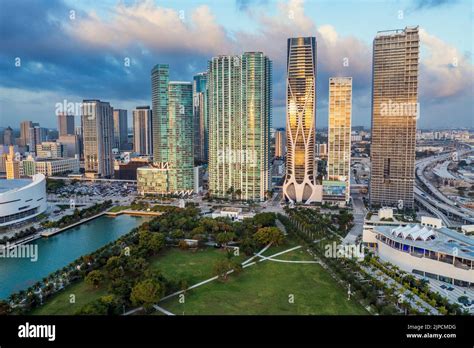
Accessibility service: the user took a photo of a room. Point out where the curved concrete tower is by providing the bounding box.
[283,37,320,203]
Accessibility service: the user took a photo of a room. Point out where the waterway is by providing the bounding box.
[0,214,151,299]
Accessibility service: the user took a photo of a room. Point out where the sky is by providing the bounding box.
[0,0,473,130]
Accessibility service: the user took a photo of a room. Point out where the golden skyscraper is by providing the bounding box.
[283,37,321,203]
[370,26,419,209]
[327,77,352,203]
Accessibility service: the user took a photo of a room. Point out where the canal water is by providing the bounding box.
[0,214,150,299]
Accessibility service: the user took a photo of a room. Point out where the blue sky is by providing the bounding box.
[0,0,472,130]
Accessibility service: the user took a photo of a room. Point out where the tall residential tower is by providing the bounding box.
[113,109,128,150]
[81,99,114,178]
[327,77,352,203]
[193,72,208,163]
[133,106,153,156]
[283,37,320,204]
[140,65,194,194]
[208,52,272,201]
[369,26,419,210]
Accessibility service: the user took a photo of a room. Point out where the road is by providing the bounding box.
[414,147,474,225]
[343,192,367,245]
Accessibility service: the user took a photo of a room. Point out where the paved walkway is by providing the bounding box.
[125,243,308,316]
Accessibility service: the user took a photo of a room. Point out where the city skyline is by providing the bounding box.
[0,0,472,130]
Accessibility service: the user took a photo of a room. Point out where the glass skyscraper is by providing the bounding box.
[208,52,272,201]
[283,37,320,204]
[151,64,169,164]
[193,72,208,163]
[147,65,194,193]
[167,81,194,192]
[369,26,419,210]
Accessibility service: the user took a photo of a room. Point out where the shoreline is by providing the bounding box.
[0,210,159,250]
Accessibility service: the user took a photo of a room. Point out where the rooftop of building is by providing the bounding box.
[0,178,32,194]
[373,223,474,260]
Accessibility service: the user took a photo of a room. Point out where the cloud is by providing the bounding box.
[70,1,232,56]
[412,0,459,10]
[419,28,474,101]
[0,0,472,129]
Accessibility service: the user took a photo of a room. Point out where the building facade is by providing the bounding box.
[283,37,320,204]
[58,113,75,136]
[151,64,169,163]
[149,65,194,193]
[22,157,80,177]
[370,26,419,209]
[275,128,286,158]
[19,121,32,147]
[5,146,20,179]
[0,174,47,227]
[36,141,64,158]
[167,82,194,192]
[81,100,114,178]
[133,106,153,156]
[363,216,474,287]
[193,72,208,163]
[208,52,272,201]
[3,126,14,146]
[327,77,352,203]
[113,109,128,150]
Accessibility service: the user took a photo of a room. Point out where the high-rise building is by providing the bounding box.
[275,128,286,158]
[3,126,13,146]
[193,72,208,163]
[327,77,352,203]
[113,109,128,150]
[19,121,32,147]
[28,125,47,155]
[151,64,169,163]
[6,145,20,179]
[283,37,321,203]
[133,106,153,156]
[167,82,194,192]
[58,135,79,158]
[208,52,272,201]
[57,113,75,136]
[146,65,194,193]
[81,100,114,178]
[369,26,419,210]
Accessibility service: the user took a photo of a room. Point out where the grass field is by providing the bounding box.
[150,247,245,285]
[32,243,367,315]
[159,248,368,315]
[31,247,240,315]
[31,282,107,315]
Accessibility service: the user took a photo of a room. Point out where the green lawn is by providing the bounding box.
[160,248,368,315]
[108,205,130,213]
[31,282,107,315]
[150,247,245,285]
[31,247,241,315]
[31,244,368,316]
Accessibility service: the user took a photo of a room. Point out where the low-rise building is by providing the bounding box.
[210,207,255,221]
[0,174,47,227]
[363,215,474,287]
[21,157,80,177]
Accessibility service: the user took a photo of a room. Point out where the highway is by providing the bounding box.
[414,146,474,225]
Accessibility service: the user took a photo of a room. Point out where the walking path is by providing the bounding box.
[124,243,309,316]
[153,304,175,316]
